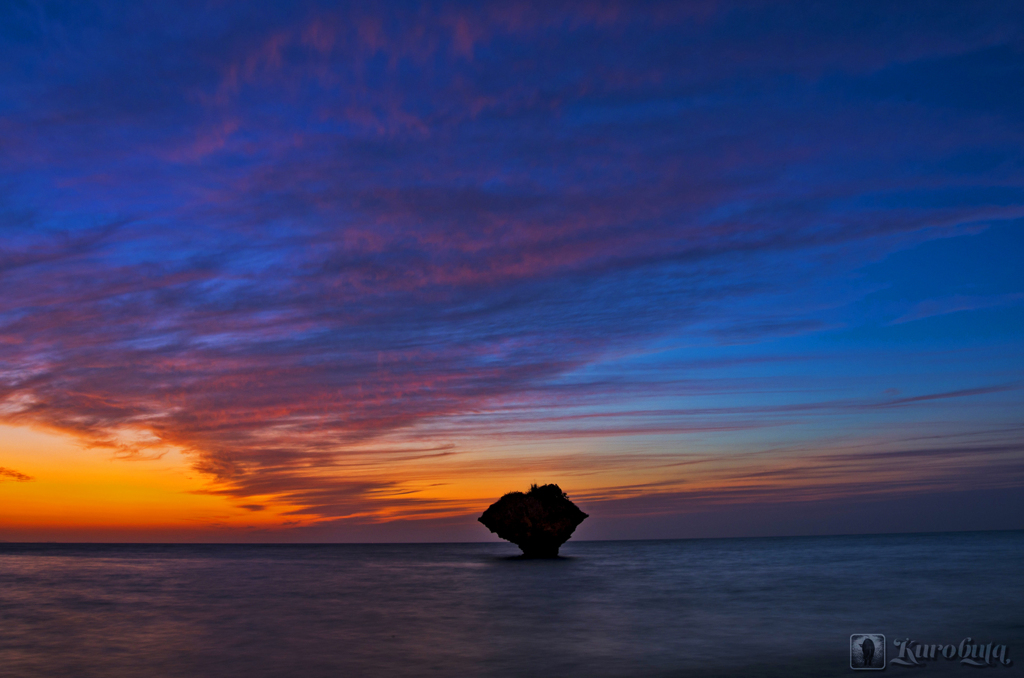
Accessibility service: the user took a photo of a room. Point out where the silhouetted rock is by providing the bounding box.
[478,484,588,557]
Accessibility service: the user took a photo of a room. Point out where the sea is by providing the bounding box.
[1,531,1021,677]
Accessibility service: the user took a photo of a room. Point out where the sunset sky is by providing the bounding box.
[1,1,1022,542]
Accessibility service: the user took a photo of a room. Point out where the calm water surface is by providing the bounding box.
[1,532,1022,677]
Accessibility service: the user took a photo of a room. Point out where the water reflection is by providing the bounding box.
[1,533,1021,677]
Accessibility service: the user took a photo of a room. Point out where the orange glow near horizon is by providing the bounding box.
[0,422,692,538]
[3,415,1020,541]
[0,425,303,536]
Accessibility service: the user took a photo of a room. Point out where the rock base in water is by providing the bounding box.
[478,484,588,557]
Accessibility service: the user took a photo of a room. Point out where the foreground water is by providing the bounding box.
[1,532,1021,677]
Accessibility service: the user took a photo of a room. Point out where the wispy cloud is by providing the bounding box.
[0,467,33,482]
[0,1,1022,530]
[890,293,1024,324]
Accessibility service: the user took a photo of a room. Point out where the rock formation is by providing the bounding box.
[478,483,588,557]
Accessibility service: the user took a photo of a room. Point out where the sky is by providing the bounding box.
[0,0,1022,542]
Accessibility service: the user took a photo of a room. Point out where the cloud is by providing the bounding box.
[571,439,1024,513]
[0,1,1021,525]
[0,467,33,482]
[890,293,1024,324]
